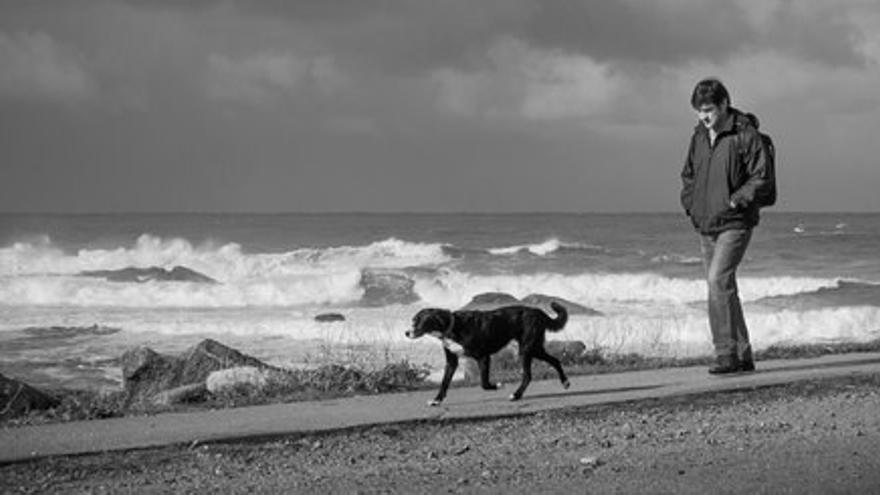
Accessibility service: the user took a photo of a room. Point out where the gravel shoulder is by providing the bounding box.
[3,373,880,494]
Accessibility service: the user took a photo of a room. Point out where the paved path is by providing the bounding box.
[3,352,880,464]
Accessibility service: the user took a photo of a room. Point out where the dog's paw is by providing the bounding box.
[562,380,571,390]
[428,399,442,407]
[496,382,504,389]
[508,393,521,402]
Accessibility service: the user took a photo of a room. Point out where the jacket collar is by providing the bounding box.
[694,107,744,135]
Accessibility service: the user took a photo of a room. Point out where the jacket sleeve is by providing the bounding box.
[729,130,772,208]
[680,137,696,215]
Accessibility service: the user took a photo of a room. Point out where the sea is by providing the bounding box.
[1,212,879,391]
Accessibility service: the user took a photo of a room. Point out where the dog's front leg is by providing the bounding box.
[477,356,500,390]
[430,348,458,406]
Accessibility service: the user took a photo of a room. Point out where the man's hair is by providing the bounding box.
[690,78,730,109]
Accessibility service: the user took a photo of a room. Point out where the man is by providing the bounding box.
[680,78,774,375]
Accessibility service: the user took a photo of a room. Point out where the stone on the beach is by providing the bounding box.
[121,339,275,405]
[80,265,217,284]
[314,313,346,323]
[178,339,272,385]
[0,373,60,419]
[121,346,178,394]
[359,269,419,306]
[545,340,589,363]
[206,366,269,394]
[151,383,208,407]
[459,292,520,311]
[520,294,603,316]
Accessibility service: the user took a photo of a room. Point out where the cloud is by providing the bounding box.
[204,51,346,105]
[101,1,875,82]
[0,30,95,101]
[430,37,623,122]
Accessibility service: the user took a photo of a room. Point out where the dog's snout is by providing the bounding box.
[405,330,414,339]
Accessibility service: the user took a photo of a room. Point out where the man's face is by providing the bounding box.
[696,101,728,130]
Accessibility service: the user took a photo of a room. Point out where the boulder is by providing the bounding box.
[121,339,275,405]
[0,373,59,419]
[178,339,272,385]
[80,265,217,284]
[459,292,520,311]
[545,340,589,364]
[151,383,208,407]
[459,292,602,316]
[120,346,179,402]
[493,341,588,367]
[206,366,268,394]
[520,294,603,316]
[314,313,346,323]
[359,269,419,306]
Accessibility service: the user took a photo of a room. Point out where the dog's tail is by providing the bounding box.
[545,302,568,331]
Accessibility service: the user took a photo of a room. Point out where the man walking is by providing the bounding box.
[680,78,775,374]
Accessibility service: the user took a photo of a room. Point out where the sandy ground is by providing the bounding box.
[2,373,880,494]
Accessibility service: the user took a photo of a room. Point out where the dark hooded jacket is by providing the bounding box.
[680,107,773,234]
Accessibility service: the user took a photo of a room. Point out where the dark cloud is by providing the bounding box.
[767,4,868,67]
[518,1,752,65]
[125,0,868,72]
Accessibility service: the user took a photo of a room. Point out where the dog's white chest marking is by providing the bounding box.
[430,332,465,356]
[442,338,465,356]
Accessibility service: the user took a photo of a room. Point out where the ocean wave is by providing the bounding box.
[650,253,703,266]
[0,261,847,309]
[752,280,880,310]
[0,234,451,280]
[0,234,855,309]
[414,271,839,309]
[488,238,602,256]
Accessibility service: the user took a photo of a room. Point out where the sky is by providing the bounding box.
[2,0,880,213]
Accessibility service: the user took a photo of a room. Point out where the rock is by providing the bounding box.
[359,269,419,306]
[520,294,603,316]
[120,346,180,401]
[545,340,589,363]
[178,339,273,385]
[314,313,346,323]
[459,292,520,311]
[151,383,208,407]
[206,366,269,394]
[121,339,276,405]
[459,292,602,316]
[0,373,60,419]
[80,266,217,284]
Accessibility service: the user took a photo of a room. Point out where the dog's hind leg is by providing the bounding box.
[430,348,459,406]
[510,354,533,401]
[477,356,500,391]
[536,349,570,390]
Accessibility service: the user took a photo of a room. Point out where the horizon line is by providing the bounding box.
[2,209,878,216]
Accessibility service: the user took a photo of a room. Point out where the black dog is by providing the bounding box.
[406,302,570,405]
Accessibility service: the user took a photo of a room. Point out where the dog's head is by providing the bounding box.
[406,308,452,339]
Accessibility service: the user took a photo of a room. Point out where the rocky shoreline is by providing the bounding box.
[3,372,880,493]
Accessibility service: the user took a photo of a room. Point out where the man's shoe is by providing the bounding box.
[708,357,740,375]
